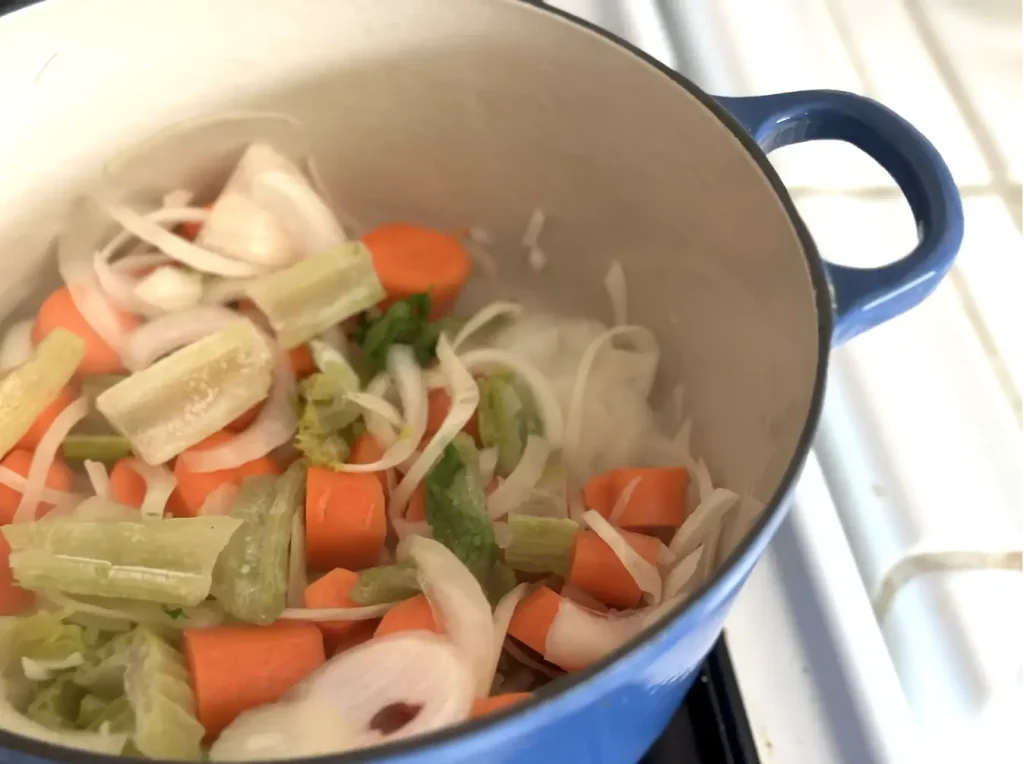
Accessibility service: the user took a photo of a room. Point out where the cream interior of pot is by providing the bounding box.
[0,0,821,565]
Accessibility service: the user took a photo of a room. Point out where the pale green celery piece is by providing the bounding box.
[77,694,133,733]
[96,321,273,465]
[245,242,386,350]
[504,515,578,575]
[211,463,304,624]
[0,328,85,458]
[65,496,140,522]
[3,516,242,606]
[73,629,139,696]
[349,562,420,606]
[10,613,87,663]
[308,339,360,393]
[477,371,543,476]
[61,434,133,463]
[24,675,84,730]
[124,627,204,760]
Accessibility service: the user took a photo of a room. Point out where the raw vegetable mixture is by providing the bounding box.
[0,114,748,760]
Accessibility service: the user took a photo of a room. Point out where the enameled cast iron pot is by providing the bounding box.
[0,0,963,762]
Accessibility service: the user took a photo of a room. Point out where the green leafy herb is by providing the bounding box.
[355,293,442,374]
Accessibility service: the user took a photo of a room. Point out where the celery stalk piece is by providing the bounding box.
[211,463,304,624]
[245,242,386,350]
[7,613,88,663]
[72,629,139,695]
[477,371,543,476]
[0,328,85,459]
[503,515,578,575]
[124,627,204,760]
[2,516,242,606]
[96,321,273,465]
[61,434,133,463]
[349,562,421,605]
[77,695,133,733]
[308,338,360,393]
[24,675,84,730]
[0,679,127,753]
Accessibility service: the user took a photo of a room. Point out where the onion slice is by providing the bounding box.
[278,603,394,621]
[250,169,346,257]
[487,435,550,519]
[604,260,628,326]
[83,461,110,499]
[488,584,528,690]
[0,320,34,374]
[126,460,177,519]
[400,535,494,698]
[346,393,403,429]
[582,510,662,604]
[14,397,89,523]
[663,545,704,601]
[694,458,714,502]
[521,208,546,249]
[668,488,740,559]
[0,468,76,507]
[478,447,498,486]
[607,476,642,525]
[451,301,523,351]
[198,484,239,517]
[121,305,243,370]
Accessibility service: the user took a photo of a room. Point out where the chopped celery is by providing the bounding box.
[0,328,85,459]
[7,613,88,664]
[477,371,543,476]
[72,629,138,696]
[77,695,133,733]
[24,675,84,730]
[3,516,242,606]
[308,339,360,392]
[349,562,420,605]
[211,463,304,624]
[424,434,496,583]
[96,321,273,465]
[246,243,386,350]
[124,627,204,760]
[0,678,127,753]
[294,363,362,469]
[354,293,441,374]
[503,515,578,575]
[61,434,133,463]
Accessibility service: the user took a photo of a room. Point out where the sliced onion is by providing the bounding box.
[287,510,307,608]
[488,584,528,691]
[604,260,628,326]
[98,199,268,277]
[198,484,239,517]
[544,598,646,670]
[521,208,546,249]
[582,509,662,604]
[607,476,642,525]
[458,348,563,449]
[388,337,478,526]
[133,266,203,312]
[360,373,399,449]
[478,447,498,486]
[125,459,177,519]
[559,584,610,613]
[250,169,346,256]
[196,191,296,269]
[451,301,523,352]
[487,435,550,519]
[492,521,511,549]
[527,246,547,273]
[110,252,173,274]
[163,189,195,208]
[668,488,740,559]
[0,320,35,374]
[14,397,89,523]
[0,467,76,507]
[202,278,253,306]
[83,461,110,499]
[664,545,704,601]
[400,535,494,698]
[694,458,714,502]
[278,602,394,621]
[346,392,403,429]
[120,305,245,370]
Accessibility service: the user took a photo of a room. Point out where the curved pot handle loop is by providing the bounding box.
[717,91,964,346]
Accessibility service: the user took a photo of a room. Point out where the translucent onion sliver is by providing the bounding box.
[126,459,177,519]
[582,509,662,604]
[14,397,89,523]
[83,461,110,499]
[487,435,550,519]
[451,301,523,352]
[668,488,740,559]
[278,603,394,621]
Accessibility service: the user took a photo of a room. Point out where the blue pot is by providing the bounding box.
[0,0,962,762]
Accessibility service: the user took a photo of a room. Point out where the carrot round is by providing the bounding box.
[373,594,442,639]
[423,388,479,445]
[172,432,280,517]
[305,468,386,572]
[32,286,139,376]
[362,223,472,319]
[507,585,562,660]
[0,533,34,616]
[582,467,690,530]
[109,458,146,508]
[183,622,325,738]
[304,568,379,655]
[348,432,389,498]
[0,449,74,526]
[567,529,661,610]
[288,344,317,379]
[14,386,76,451]
[471,692,532,718]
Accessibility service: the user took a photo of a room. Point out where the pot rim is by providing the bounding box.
[0,1,833,761]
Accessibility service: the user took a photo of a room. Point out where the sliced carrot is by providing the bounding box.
[348,432,389,498]
[362,223,472,319]
[373,594,442,639]
[582,467,689,530]
[304,568,379,655]
[32,286,140,376]
[172,432,280,517]
[288,344,317,379]
[183,622,325,738]
[305,468,386,572]
[507,585,562,661]
[422,388,479,445]
[0,450,74,526]
[109,458,146,508]
[225,404,260,433]
[567,529,661,610]
[14,386,76,451]
[471,692,532,718]
[0,533,34,616]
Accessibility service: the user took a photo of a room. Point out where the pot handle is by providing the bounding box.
[716,91,964,345]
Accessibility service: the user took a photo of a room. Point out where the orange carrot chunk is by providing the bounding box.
[347,432,389,498]
[109,458,146,509]
[404,482,427,523]
[14,386,76,451]
[32,286,139,376]
[225,404,261,433]
[422,388,479,445]
[0,449,74,526]
[582,467,689,530]
[183,622,325,738]
[568,529,662,610]
[362,223,472,319]
[173,432,280,517]
[288,344,317,379]
[471,692,532,718]
[507,585,563,660]
[373,594,442,639]
[0,534,34,616]
[304,568,379,655]
[305,468,386,572]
